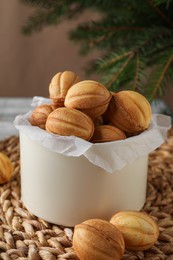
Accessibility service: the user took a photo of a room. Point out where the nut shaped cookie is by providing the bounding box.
[46,107,94,141]
[110,210,159,251]
[0,152,13,184]
[29,104,54,129]
[91,125,126,143]
[106,91,152,134]
[73,219,125,260]
[65,80,112,118]
[49,71,80,106]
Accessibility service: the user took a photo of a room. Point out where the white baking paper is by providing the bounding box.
[14,96,172,173]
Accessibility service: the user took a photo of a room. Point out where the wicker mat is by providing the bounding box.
[0,130,173,260]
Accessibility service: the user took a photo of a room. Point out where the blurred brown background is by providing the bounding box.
[0,0,172,114]
[0,0,99,98]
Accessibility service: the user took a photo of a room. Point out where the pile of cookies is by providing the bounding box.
[73,210,159,259]
[29,71,152,143]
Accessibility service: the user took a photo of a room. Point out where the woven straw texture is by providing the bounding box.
[0,129,173,260]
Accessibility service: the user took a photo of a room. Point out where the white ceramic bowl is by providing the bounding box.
[19,131,148,227]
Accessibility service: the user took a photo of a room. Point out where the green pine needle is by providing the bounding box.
[19,0,173,101]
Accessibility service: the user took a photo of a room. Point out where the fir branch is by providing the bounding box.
[98,51,133,70]
[19,0,173,101]
[148,51,173,100]
[153,0,171,5]
[147,0,173,28]
[80,25,145,32]
[22,8,59,34]
[129,26,173,57]
[22,1,86,34]
[107,53,134,88]
[130,55,148,93]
